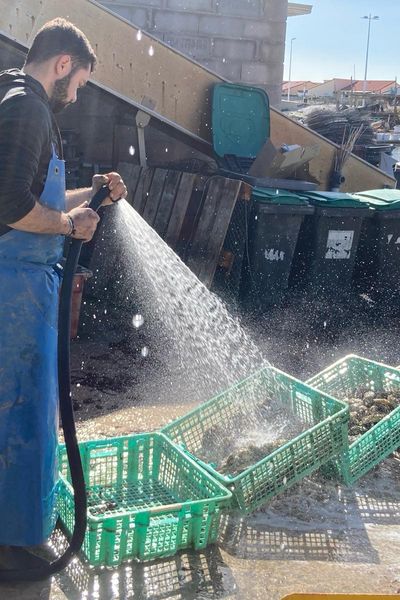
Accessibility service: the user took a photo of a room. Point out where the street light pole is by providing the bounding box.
[362,14,379,105]
[287,37,296,102]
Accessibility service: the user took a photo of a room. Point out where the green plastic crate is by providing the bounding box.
[307,354,400,484]
[161,367,348,514]
[57,433,232,566]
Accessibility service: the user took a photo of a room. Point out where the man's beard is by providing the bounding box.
[49,73,72,114]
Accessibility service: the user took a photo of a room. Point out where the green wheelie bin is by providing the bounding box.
[292,191,371,298]
[353,189,400,305]
[240,188,314,309]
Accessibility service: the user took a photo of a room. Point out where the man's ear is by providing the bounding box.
[54,54,72,79]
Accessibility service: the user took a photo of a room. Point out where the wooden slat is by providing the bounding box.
[173,174,208,258]
[132,167,154,214]
[153,170,182,237]
[164,172,196,248]
[141,168,168,226]
[186,176,241,288]
[116,162,142,206]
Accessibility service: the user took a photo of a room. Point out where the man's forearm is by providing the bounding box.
[9,200,70,235]
[65,188,91,210]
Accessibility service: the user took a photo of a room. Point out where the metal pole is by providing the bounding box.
[362,14,379,106]
[287,37,296,102]
[362,15,371,95]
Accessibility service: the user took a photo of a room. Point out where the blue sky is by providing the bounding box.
[284,0,399,82]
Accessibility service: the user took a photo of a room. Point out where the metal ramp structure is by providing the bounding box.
[0,0,395,191]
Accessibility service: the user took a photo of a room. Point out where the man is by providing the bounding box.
[0,18,127,562]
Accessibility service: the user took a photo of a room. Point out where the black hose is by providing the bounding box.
[0,185,110,581]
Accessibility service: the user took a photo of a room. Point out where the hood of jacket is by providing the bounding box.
[0,68,49,105]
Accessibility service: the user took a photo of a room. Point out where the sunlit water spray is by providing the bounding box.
[87,201,304,456]
[113,200,267,403]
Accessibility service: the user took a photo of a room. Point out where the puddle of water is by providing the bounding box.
[51,528,236,600]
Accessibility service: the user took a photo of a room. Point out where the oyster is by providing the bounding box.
[345,389,400,439]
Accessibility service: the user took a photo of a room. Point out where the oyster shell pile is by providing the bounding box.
[197,398,307,477]
[218,439,285,476]
[346,388,399,442]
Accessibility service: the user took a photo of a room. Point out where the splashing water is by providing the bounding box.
[106,201,267,403]
[132,313,144,329]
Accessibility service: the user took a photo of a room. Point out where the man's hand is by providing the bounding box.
[92,172,128,206]
[66,202,100,242]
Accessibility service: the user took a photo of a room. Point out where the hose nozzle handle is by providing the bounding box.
[89,185,110,213]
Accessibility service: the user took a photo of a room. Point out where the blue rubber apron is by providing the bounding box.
[0,146,65,545]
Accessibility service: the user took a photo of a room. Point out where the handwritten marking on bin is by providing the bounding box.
[264,249,285,261]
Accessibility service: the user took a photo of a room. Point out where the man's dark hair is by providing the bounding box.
[25,18,96,72]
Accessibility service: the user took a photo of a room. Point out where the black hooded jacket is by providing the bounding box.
[0,69,60,236]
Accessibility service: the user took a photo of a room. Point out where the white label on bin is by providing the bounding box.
[325,229,354,259]
[264,248,285,261]
[325,230,354,259]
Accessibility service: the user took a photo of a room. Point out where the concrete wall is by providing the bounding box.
[99,0,288,107]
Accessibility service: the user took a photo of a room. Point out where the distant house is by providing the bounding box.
[307,79,353,99]
[305,79,400,105]
[347,80,400,95]
[282,80,321,98]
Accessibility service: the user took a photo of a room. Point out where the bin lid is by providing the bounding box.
[302,191,367,208]
[212,83,270,160]
[352,194,400,211]
[252,187,310,205]
[354,188,400,210]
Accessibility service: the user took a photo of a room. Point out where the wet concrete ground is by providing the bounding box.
[2,297,400,599]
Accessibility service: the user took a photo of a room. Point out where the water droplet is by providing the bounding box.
[76,383,81,387]
[141,346,149,358]
[148,45,154,57]
[323,321,327,328]
[132,314,144,328]
[222,57,226,63]
[165,147,169,153]
[128,145,135,156]
[93,314,97,319]
[136,30,142,41]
